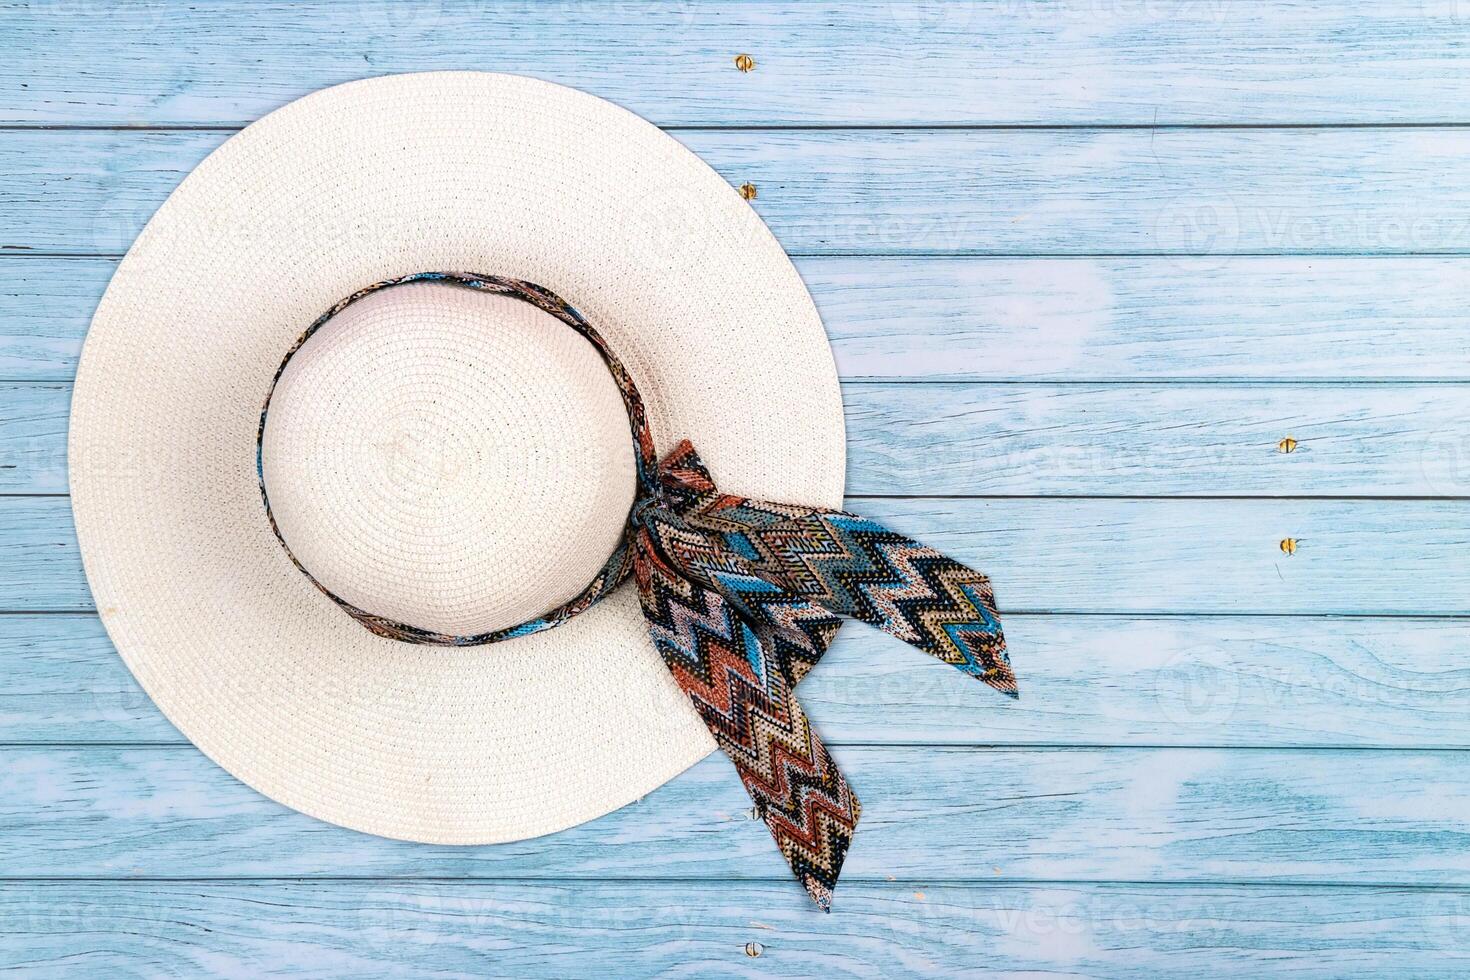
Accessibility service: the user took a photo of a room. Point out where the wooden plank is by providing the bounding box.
[7,496,1469,614]
[13,381,1470,496]
[8,613,1469,750]
[8,128,1470,256]
[2,744,1467,884]
[2,880,1466,977]
[845,383,1470,497]
[0,258,100,382]
[0,383,64,493]
[811,256,1470,382]
[9,256,1470,384]
[6,1,1470,127]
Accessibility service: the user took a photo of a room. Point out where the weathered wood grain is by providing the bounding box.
[2,744,1467,884]
[8,256,1470,383]
[849,383,1470,497]
[8,128,1470,255]
[0,383,64,492]
[7,613,1468,750]
[2,880,1467,978]
[7,496,1468,614]
[811,256,1470,383]
[6,1,1470,127]
[11,382,1470,496]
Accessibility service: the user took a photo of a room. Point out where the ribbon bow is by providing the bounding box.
[259,273,1015,911]
[632,439,1013,909]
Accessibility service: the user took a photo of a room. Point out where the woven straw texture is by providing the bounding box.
[68,72,846,844]
[261,282,640,638]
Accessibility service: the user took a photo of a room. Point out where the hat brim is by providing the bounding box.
[68,72,845,844]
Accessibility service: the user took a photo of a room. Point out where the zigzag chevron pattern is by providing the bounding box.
[262,276,1015,911]
[634,441,1014,909]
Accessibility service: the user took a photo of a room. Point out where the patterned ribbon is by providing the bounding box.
[259,273,1015,910]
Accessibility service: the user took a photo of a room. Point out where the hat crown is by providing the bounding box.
[259,281,637,636]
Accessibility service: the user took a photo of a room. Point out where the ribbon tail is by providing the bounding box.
[741,510,1017,699]
[635,548,860,910]
[642,438,1013,909]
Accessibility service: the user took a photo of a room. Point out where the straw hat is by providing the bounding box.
[69,72,847,844]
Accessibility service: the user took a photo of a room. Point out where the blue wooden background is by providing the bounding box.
[3,1,1470,976]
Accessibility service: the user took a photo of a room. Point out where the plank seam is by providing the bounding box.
[22,379,1470,388]
[13,743,1470,754]
[10,607,1470,618]
[0,876,1465,892]
[3,610,1467,621]
[11,123,1470,133]
[6,742,1470,752]
[12,252,1470,262]
[10,493,1470,503]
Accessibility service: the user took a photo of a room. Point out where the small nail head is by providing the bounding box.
[735,53,756,72]
[745,942,764,957]
[1280,538,1298,555]
[1277,436,1298,454]
[738,182,758,200]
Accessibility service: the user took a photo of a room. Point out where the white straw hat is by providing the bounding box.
[69,71,848,844]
